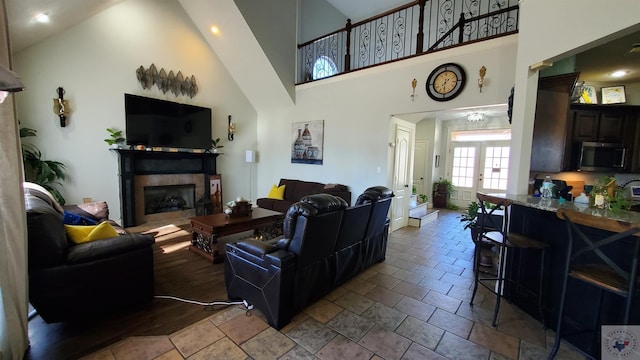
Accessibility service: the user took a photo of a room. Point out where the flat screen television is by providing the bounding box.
[124,94,212,150]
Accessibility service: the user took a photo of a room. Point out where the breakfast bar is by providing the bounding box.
[494,194,640,358]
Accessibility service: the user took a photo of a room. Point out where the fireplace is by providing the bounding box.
[114,149,219,227]
[144,184,195,215]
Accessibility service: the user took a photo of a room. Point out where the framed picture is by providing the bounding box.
[601,86,626,104]
[579,85,597,104]
[209,175,223,213]
[291,120,324,165]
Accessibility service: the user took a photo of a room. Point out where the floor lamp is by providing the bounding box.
[245,150,255,202]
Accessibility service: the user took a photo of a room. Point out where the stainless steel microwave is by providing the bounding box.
[579,142,626,171]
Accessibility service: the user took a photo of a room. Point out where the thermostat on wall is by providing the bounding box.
[630,186,640,199]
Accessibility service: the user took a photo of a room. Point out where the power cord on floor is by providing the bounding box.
[154,295,254,314]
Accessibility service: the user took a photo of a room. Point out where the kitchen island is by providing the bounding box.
[493,194,640,358]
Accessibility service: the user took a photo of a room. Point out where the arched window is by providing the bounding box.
[312,56,337,80]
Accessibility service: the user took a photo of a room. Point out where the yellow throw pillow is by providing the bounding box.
[267,184,286,200]
[65,222,119,244]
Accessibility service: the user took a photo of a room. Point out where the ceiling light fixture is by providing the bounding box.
[610,70,628,78]
[33,13,49,23]
[467,113,485,122]
[210,26,219,35]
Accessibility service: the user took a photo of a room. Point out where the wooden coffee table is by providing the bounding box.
[189,208,284,263]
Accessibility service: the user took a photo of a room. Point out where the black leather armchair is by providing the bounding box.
[355,186,394,271]
[333,202,372,287]
[25,186,156,323]
[225,193,347,329]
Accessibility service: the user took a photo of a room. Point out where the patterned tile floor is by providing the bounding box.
[82,210,586,360]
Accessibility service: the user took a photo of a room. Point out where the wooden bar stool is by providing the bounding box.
[470,192,548,327]
[548,208,640,359]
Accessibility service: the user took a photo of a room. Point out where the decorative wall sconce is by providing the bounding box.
[228,115,235,141]
[135,64,198,98]
[411,78,417,101]
[478,66,486,92]
[52,87,71,127]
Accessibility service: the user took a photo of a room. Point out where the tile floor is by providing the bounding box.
[82,210,586,360]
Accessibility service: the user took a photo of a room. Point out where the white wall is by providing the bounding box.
[257,36,518,199]
[235,0,297,100]
[298,0,347,43]
[13,0,257,222]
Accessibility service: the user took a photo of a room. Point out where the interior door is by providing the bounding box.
[412,140,428,197]
[448,140,510,208]
[390,123,413,232]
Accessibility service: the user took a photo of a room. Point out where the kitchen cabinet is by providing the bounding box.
[572,107,625,143]
[530,73,578,173]
[569,104,638,171]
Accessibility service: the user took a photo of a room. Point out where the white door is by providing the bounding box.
[448,140,510,208]
[390,123,413,231]
[412,140,428,197]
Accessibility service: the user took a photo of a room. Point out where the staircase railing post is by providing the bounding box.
[458,12,465,44]
[416,0,426,54]
[344,19,352,73]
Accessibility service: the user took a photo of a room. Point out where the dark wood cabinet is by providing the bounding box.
[530,73,578,173]
[530,73,640,173]
[572,108,625,143]
[569,104,638,171]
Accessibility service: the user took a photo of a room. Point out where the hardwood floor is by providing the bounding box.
[25,223,232,360]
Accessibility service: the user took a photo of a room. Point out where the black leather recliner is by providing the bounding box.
[225,187,394,329]
[355,186,395,271]
[225,193,347,329]
[25,186,156,323]
[333,202,372,287]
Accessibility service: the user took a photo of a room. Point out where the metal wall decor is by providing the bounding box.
[135,64,198,98]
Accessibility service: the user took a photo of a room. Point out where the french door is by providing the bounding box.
[448,140,510,208]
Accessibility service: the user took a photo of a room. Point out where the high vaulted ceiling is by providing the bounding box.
[5,0,640,122]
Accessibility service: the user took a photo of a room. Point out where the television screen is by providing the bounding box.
[124,94,212,150]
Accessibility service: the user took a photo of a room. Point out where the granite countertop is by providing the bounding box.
[492,194,640,225]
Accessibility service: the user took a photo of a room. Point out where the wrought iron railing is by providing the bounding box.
[297,0,519,84]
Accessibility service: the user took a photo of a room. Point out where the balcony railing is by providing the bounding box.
[297,0,519,84]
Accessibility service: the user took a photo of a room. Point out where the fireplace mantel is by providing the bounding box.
[113,149,219,227]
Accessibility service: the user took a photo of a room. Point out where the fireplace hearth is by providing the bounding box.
[114,149,219,227]
[144,184,195,215]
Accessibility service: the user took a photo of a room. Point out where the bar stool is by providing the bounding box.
[470,192,548,327]
[548,208,640,359]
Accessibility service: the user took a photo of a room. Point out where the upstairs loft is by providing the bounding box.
[297,0,519,84]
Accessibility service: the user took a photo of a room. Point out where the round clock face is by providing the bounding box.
[426,63,466,101]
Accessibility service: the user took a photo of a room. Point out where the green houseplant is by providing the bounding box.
[459,201,480,231]
[104,128,125,148]
[432,178,457,209]
[210,138,224,153]
[20,127,67,205]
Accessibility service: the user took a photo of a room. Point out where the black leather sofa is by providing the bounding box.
[224,186,394,329]
[256,179,351,213]
[25,185,156,323]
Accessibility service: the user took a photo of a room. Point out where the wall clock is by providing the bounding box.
[425,63,466,101]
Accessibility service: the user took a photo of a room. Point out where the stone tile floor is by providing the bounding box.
[82,210,586,360]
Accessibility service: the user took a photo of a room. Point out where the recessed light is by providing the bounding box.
[32,13,49,23]
[610,70,628,78]
[210,26,219,35]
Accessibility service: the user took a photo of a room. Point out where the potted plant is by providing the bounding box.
[20,127,68,205]
[432,178,455,209]
[211,138,224,153]
[104,128,125,148]
[459,201,480,231]
[418,193,428,204]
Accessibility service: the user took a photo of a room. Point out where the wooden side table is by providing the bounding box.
[189,208,283,263]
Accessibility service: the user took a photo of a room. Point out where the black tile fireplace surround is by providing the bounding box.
[113,149,219,227]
